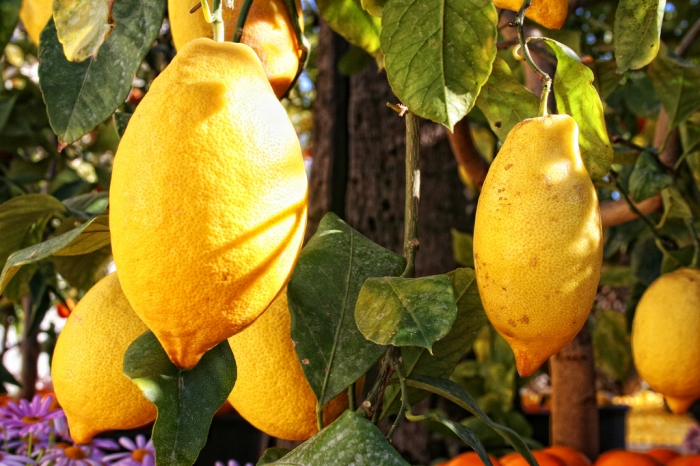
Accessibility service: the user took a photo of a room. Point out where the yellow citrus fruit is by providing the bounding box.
[19,0,53,45]
[473,115,602,377]
[492,0,568,29]
[632,268,700,414]
[228,288,351,440]
[168,0,303,98]
[110,38,308,369]
[51,273,156,444]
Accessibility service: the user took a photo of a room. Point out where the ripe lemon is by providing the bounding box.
[632,268,700,414]
[168,0,303,98]
[492,0,568,29]
[473,115,602,377]
[51,273,156,443]
[110,39,308,369]
[228,288,351,440]
[19,0,53,44]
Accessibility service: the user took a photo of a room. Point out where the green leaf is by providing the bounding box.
[381,0,498,130]
[657,186,693,228]
[408,412,492,465]
[0,215,110,294]
[38,0,165,144]
[338,46,375,76]
[475,57,539,142]
[316,0,382,60]
[628,151,673,202]
[614,0,665,73]
[0,0,21,52]
[382,268,488,417]
[114,112,132,138]
[0,359,20,392]
[542,38,613,181]
[590,309,632,382]
[54,0,114,61]
[648,51,700,131]
[587,60,623,99]
[123,331,236,466]
[270,410,410,465]
[361,0,386,16]
[451,229,474,268]
[406,375,537,466]
[53,244,112,290]
[62,192,109,219]
[0,95,19,132]
[257,448,291,465]
[288,213,405,405]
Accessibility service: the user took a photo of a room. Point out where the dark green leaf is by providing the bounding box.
[590,309,631,382]
[628,151,673,202]
[27,271,52,337]
[0,215,110,294]
[658,186,693,228]
[382,0,498,130]
[257,448,291,465]
[54,0,114,61]
[355,274,457,351]
[409,412,492,465]
[614,0,664,73]
[648,51,700,131]
[451,229,474,267]
[587,60,623,99]
[62,192,109,219]
[288,213,405,405]
[316,0,382,60]
[406,375,537,466]
[338,46,375,76]
[123,331,236,466]
[0,0,21,52]
[38,0,166,144]
[114,112,131,138]
[475,57,539,141]
[53,244,112,290]
[270,410,409,465]
[543,38,614,180]
[0,95,19,132]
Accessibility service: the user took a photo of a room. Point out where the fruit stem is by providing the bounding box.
[386,355,410,441]
[232,0,253,43]
[281,0,310,98]
[210,0,224,42]
[514,0,552,117]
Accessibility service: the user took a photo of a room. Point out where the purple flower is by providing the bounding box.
[0,451,35,466]
[39,443,101,466]
[684,423,700,454]
[102,435,154,466]
[215,461,253,466]
[0,395,64,437]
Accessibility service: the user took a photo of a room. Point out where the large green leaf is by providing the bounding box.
[543,38,613,180]
[628,151,673,202]
[288,213,405,405]
[62,192,109,219]
[657,186,693,228]
[0,215,109,294]
[52,244,112,290]
[123,331,236,466]
[382,0,498,130]
[38,0,165,144]
[648,51,700,131]
[270,410,409,465]
[0,0,21,52]
[614,0,665,73]
[54,0,114,61]
[257,448,291,465]
[587,60,623,100]
[475,57,539,142]
[355,274,457,351]
[382,268,488,417]
[316,0,382,59]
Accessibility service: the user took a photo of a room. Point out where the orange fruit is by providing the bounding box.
[492,0,568,29]
[446,452,503,465]
[543,446,592,466]
[506,451,566,466]
[594,450,664,466]
[500,452,523,465]
[646,449,681,464]
[667,456,700,466]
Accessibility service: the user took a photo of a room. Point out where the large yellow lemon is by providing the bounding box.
[19,0,53,45]
[473,114,602,377]
[110,39,308,369]
[632,267,700,414]
[51,273,157,444]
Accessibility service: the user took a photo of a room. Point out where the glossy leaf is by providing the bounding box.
[406,375,537,466]
[54,0,114,61]
[257,448,291,465]
[123,331,236,466]
[38,0,165,144]
[0,215,109,293]
[382,268,488,417]
[628,151,673,202]
[614,0,665,73]
[0,0,21,52]
[355,274,457,351]
[316,0,382,60]
[543,38,613,180]
[288,213,405,405]
[409,412,492,465]
[475,57,539,141]
[269,410,409,465]
[648,51,700,131]
[382,0,498,130]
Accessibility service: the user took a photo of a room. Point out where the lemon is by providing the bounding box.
[473,115,602,377]
[51,273,156,443]
[110,39,308,369]
[168,0,303,98]
[492,0,568,29]
[228,289,350,440]
[632,267,700,414]
[19,0,53,44]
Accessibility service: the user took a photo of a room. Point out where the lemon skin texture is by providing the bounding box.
[228,289,351,440]
[473,114,602,377]
[632,267,700,414]
[492,0,568,29]
[19,0,53,44]
[51,273,157,444]
[168,0,303,98]
[110,39,308,370]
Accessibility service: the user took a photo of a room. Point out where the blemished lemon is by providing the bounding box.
[632,267,700,414]
[19,0,53,44]
[51,273,156,443]
[110,39,308,369]
[168,0,303,98]
[492,0,568,29]
[473,114,602,377]
[228,289,351,440]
